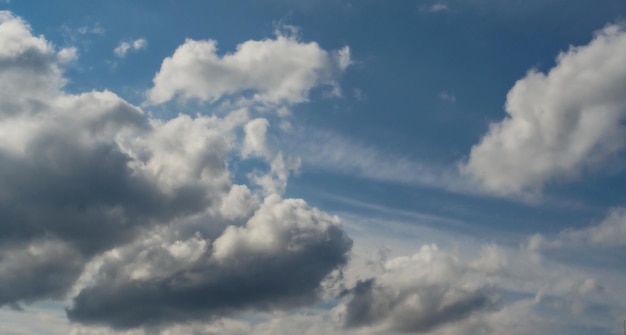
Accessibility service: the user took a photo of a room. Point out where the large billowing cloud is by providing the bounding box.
[461,25,626,196]
[66,195,351,329]
[0,10,352,330]
[146,31,350,105]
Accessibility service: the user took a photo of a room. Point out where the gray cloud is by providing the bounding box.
[66,196,352,329]
[0,239,85,304]
[344,279,491,333]
[0,11,352,325]
[340,245,496,334]
[0,88,232,306]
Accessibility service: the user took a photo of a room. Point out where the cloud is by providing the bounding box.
[242,118,272,158]
[59,23,105,52]
[421,3,449,13]
[114,38,147,58]
[461,25,626,196]
[529,207,626,250]
[439,91,456,103]
[284,128,469,192]
[146,31,350,105]
[335,236,616,335]
[77,24,105,36]
[66,195,351,329]
[335,45,352,71]
[5,8,623,335]
[57,46,78,64]
[340,244,496,333]
[0,239,85,304]
[0,11,352,332]
[0,11,65,105]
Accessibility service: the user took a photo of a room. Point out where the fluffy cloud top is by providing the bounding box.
[146,33,350,105]
[461,25,626,195]
[0,11,352,331]
[0,11,68,108]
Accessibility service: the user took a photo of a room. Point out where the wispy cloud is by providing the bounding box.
[113,38,147,58]
[77,24,105,36]
[439,91,456,103]
[421,2,449,13]
[60,23,105,42]
[528,207,626,251]
[284,128,472,193]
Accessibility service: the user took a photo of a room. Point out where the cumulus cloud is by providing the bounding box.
[335,238,613,335]
[0,11,66,107]
[66,195,351,329]
[461,25,626,196]
[0,13,173,304]
[0,11,352,332]
[340,244,497,334]
[146,31,351,105]
[114,38,147,58]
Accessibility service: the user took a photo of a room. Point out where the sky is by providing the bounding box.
[2,0,626,334]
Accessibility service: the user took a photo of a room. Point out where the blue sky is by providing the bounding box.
[3,1,626,334]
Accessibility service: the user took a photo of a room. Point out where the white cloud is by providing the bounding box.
[241,118,301,196]
[59,23,105,51]
[334,241,592,335]
[76,24,105,36]
[146,31,350,105]
[0,11,65,107]
[114,38,147,58]
[249,152,301,195]
[213,194,344,262]
[340,244,497,333]
[335,208,625,335]
[285,129,470,192]
[0,12,351,332]
[422,3,449,13]
[242,118,272,158]
[335,45,352,71]
[57,47,78,64]
[529,207,626,250]
[219,184,259,220]
[461,25,626,196]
